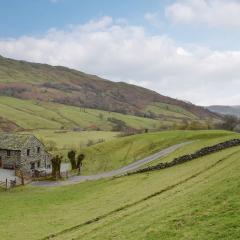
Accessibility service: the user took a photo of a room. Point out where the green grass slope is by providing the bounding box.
[59,146,240,240]
[0,55,220,120]
[145,102,198,119]
[0,96,218,133]
[0,96,162,131]
[0,131,239,240]
[81,130,237,174]
[29,129,118,151]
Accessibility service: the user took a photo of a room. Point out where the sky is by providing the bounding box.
[0,0,240,106]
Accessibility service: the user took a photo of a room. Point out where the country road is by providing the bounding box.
[32,141,191,187]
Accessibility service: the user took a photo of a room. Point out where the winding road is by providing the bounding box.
[32,141,191,187]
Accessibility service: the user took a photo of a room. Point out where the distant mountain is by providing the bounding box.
[0,55,219,122]
[207,106,240,117]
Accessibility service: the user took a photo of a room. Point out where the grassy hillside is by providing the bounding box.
[0,96,163,131]
[27,130,118,151]
[0,55,220,120]
[145,102,198,119]
[144,132,240,167]
[0,96,217,133]
[0,130,239,240]
[18,130,235,175]
[78,130,236,174]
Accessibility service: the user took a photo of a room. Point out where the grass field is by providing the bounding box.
[0,96,165,131]
[0,130,239,240]
[27,129,118,151]
[145,102,198,119]
[80,130,237,174]
[0,96,217,133]
[20,130,237,174]
[144,132,240,167]
[22,130,237,173]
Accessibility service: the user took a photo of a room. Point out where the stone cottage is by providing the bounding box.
[0,133,51,173]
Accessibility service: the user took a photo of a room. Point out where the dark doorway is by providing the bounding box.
[0,157,2,168]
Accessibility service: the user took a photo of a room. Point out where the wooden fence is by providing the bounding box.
[0,178,17,190]
[0,180,6,189]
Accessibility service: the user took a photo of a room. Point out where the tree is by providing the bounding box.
[107,117,127,131]
[76,153,85,175]
[220,115,239,131]
[68,150,77,170]
[51,155,62,180]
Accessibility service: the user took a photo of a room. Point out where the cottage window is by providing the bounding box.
[37,161,40,168]
[37,147,40,154]
[27,149,30,156]
[7,150,10,156]
[31,162,35,170]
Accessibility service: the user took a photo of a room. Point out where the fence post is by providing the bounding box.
[5,179,7,191]
[21,173,24,186]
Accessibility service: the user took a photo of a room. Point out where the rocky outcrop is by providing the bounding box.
[130,139,240,175]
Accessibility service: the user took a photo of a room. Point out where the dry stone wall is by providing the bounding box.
[130,139,240,175]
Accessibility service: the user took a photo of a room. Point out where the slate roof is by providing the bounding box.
[0,134,33,150]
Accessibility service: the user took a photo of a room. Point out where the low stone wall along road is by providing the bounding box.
[32,142,192,187]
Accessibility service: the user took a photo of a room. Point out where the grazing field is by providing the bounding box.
[0,96,164,131]
[0,96,218,133]
[27,129,118,152]
[145,102,198,119]
[0,55,219,123]
[80,130,237,174]
[144,132,240,167]
[0,131,239,240]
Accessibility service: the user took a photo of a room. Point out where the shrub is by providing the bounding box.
[107,117,127,131]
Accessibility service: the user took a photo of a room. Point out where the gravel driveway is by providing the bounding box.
[32,141,191,187]
[0,169,18,182]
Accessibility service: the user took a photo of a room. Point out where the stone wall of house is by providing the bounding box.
[0,149,21,169]
[20,136,51,172]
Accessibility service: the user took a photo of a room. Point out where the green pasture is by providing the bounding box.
[0,132,239,240]
[80,130,237,174]
[0,96,163,131]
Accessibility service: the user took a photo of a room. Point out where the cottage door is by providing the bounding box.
[0,157,2,168]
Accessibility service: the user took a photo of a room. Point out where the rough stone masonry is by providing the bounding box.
[130,139,240,175]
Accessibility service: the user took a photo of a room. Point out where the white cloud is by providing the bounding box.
[144,12,162,28]
[0,16,240,105]
[166,0,240,28]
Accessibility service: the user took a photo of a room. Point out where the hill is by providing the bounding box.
[0,55,219,122]
[80,130,235,174]
[0,96,163,132]
[208,105,240,117]
[0,130,239,240]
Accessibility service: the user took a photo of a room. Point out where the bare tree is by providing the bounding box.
[76,154,85,175]
[68,150,77,170]
[51,155,62,180]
